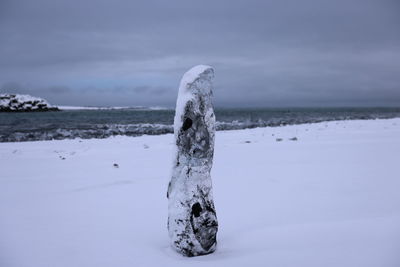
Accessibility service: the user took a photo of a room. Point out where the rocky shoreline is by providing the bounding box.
[0,94,59,112]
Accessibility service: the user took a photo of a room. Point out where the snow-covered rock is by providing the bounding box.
[0,94,58,112]
[167,65,218,256]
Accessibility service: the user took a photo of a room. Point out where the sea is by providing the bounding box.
[1,107,400,142]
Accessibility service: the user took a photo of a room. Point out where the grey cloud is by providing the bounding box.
[112,85,171,95]
[1,82,71,94]
[0,0,399,107]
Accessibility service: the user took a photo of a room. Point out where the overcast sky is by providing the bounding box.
[0,0,399,107]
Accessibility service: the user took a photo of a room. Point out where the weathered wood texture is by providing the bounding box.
[167,65,218,256]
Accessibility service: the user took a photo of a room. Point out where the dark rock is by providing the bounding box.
[0,93,59,112]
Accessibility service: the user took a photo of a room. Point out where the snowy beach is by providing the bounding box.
[1,118,399,267]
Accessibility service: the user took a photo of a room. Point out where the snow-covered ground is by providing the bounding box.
[0,118,399,267]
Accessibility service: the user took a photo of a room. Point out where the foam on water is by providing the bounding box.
[1,107,399,142]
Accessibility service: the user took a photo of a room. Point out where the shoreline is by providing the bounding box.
[1,116,399,144]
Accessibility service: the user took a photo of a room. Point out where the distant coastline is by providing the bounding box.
[58,106,170,111]
[0,94,171,112]
[0,94,59,112]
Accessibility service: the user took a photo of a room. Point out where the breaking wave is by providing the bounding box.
[1,115,399,143]
[0,123,173,142]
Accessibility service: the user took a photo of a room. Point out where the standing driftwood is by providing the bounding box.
[167,65,218,256]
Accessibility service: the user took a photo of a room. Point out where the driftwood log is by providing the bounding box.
[167,65,218,256]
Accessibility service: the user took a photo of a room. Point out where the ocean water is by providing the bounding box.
[1,107,399,142]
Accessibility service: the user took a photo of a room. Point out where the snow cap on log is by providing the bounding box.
[173,65,214,135]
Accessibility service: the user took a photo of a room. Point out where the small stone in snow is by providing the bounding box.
[276,138,283,142]
[113,163,119,168]
[143,144,149,149]
[289,137,298,141]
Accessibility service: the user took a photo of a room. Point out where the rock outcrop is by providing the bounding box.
[167,65,218,256]
[0,94,59,112]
